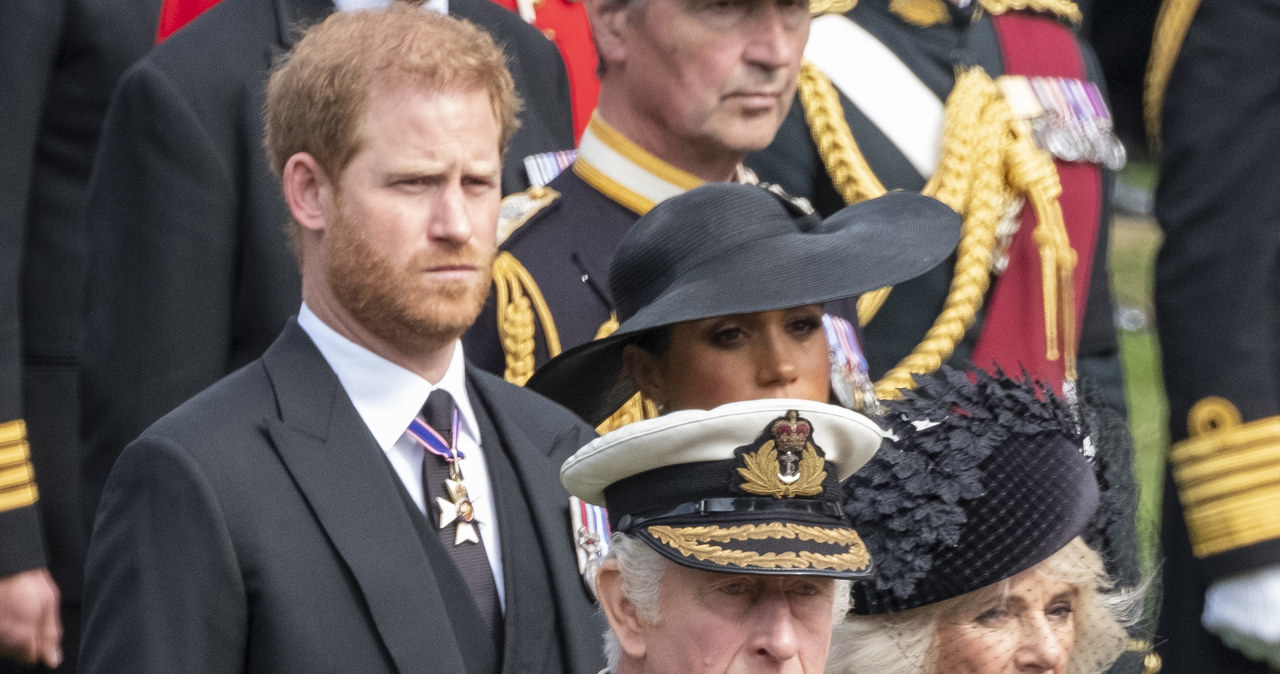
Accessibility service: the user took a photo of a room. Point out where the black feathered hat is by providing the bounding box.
[845,367,1100,613]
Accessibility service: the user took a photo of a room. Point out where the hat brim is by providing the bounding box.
[528,191,962,426]
[562,398,884,504]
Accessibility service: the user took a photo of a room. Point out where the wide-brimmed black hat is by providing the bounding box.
[562,398,884,578]
[526,182,961,426]
[845,367,1100,613]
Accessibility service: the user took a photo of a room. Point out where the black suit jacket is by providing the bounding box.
[81,321,602,673]
[0,1,158,670]
[79,0,574,528]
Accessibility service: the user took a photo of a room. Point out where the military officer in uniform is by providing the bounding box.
[0,1,160,670]
[1148,0,1280,669]
[561,398,882,673]
[748,0,1124,408]
[462,0,821,388]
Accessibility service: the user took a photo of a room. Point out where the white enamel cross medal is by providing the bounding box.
[436,473,480,545]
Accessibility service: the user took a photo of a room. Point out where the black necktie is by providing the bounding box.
[419,389,503,643]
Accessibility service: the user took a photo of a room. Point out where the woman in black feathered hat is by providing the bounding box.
[526,182,961,425]
[826,367,1146,674]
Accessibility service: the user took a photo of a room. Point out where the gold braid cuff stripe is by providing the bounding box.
[1143,0,1201,147]
[799,62,1074,398]
[1171,398,1280,558]
[494,252,561,385]
[648,522,872,572]
[0,419,38,513]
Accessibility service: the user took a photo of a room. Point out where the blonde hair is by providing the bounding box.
[264,3,520,185]
[827,537,1139,674]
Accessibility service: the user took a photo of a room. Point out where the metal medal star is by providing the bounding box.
[436,478,481,545]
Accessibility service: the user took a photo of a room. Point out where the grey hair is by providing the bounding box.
[602,533,669,671]
[602,532,854,670]
[826,537,1143,674]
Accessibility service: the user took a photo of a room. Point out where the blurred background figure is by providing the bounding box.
[78,0,573,530]
[1148,0,1280,670]
[0,1,160,671]
[830,368,1150,674]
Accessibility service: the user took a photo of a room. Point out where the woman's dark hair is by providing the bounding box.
[627,325,672,357]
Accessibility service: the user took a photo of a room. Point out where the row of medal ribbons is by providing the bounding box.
[999,75,1127,170]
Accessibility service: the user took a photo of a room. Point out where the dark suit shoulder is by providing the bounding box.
[140,0,282,87]
[132,359,278,463]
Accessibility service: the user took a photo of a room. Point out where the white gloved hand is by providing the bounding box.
[1203,563,1280,667]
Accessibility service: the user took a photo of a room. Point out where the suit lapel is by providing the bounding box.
[466,369,601,673]
[262,322,469,673]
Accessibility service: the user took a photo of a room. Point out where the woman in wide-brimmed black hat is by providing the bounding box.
[526,182,961,426]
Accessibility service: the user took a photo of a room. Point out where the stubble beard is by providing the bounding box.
[325,206,493,359]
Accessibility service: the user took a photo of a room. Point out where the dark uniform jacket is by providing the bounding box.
[1152,0,1280,670]
[464,113,861,388]
[79,0,574,528]
[80,321,603,674]
[0,1,158,671]
[747,0,1122,407]
[464,114,706,384]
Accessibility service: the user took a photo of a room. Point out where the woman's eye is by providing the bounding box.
[974,607,1010,626]
[789,317,822,337]
[709,327,745,348]
[1046,601,1075,621]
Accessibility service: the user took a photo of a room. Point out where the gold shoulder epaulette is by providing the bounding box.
[810,0,856,15]
[889,0,951,26]
[1171,397,1280,559]
[977,0,1083,24]
[492,252,561,385]
[0,419,39,513]
[497,186,560,245]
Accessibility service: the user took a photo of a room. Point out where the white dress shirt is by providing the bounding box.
[298,303,505,609]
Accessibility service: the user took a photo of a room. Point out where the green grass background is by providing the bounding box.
[1110,160,1167,571]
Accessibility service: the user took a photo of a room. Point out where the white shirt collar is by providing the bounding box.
[297,303,479,452]
[332,0,450,16]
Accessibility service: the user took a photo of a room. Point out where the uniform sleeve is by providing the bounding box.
[1154,0,1280,581]
[0,0,64,577]
[80,436,248,673]
[79,57,241,525]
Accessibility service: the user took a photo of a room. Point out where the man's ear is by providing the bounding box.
[622,345,666,409]
[585,0,628,70]
[281,152,334,234]
[595,559,649,660]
